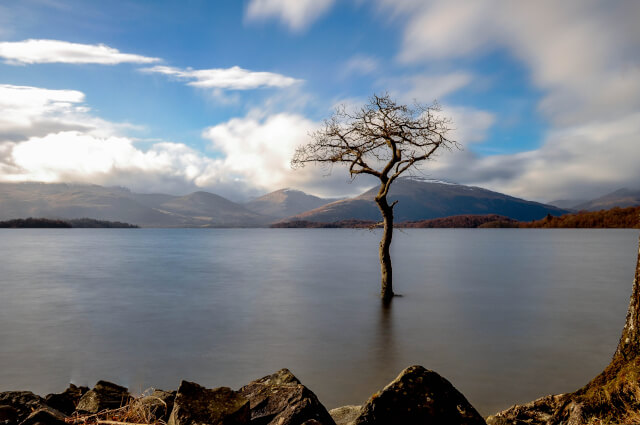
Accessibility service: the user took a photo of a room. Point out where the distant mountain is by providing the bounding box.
[287,178,568,222]
[245,188,339,219]
[573,188,640,211]
[549,199,588,210]
[0,183,271,227]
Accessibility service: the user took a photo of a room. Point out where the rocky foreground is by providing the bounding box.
[0,365,486,425]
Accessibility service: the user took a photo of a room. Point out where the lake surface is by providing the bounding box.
[0,229,638,415]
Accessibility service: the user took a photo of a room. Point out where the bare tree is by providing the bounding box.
[292,94,457,301]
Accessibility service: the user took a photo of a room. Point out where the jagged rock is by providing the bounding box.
[168,381,249,425]
[329,406,361,425]
[140,390,176,422]
[486,394,566,425]
[352,365,486,425]
[0,392,45,424]
[44,384,89,416]
[75,381,130,413]
[239,368,336,425]
[0,405,19,425]
[19,407,67,425]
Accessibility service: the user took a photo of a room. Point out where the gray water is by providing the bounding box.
[0,229,638,416]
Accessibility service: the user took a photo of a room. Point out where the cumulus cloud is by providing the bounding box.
[0,84,230,194]
[246,0,335,32]
[376,0,640,200]
[0,84,135,141]
[0,84,364,199]
[141,65,302,91]
[203,112,375,197]
[0,39,160,65]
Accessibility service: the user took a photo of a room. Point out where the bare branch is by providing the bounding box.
[291,93,458,190]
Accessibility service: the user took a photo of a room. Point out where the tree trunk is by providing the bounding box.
[376,196,394,302]
[613,235,640,361]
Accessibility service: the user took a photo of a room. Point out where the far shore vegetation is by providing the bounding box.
[273,205,640,229]
[0,218,139,228]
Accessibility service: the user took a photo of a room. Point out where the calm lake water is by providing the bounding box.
[0,228,638,415]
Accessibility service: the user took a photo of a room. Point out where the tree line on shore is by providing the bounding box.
[0,218,139,228]
[273,205,640,229]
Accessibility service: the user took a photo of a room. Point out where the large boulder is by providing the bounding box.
[140,390,176,422]
[44,384,89,416]
[352,365,486,425]
[19,407,67,425]
[75,381,131,414]
[168,381,249,425]
[239,369,336,425]
[329,406,361,425]
[0,392,45,425]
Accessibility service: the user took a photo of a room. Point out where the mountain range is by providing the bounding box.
[288,178,568,223]
[550,188,640,211]
[0,179,637,227]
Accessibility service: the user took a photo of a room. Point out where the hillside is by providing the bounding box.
[573,188,640,211]
[288,178,567,223]
[0,183,271,227]
[245,188,338,219]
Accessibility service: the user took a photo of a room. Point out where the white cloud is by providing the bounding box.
[375,0,640,200]
[203,112,374,197]
[445,106,495,145]
[246,0,335,32]
[0,84,363,199]
[385,72,473,103]
[141,65,302,91]
[0,39,160,65]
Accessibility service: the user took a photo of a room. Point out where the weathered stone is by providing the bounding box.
[239,369,336,425]
[0,405,19,425]
[168,381,249,425]
[75,381,130,414]
[0,392,45,425]
[352,365,486,425]
[140,390,176,422]
[44,384,89,416]
[19,407,67,425]
[329,406,361,425]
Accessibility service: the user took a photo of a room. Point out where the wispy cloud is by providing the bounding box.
[245,0,335,32]
[140,65,302,91]
[375,0,640,200]
[384,71,473,103]
[0,39,160,65]
[342,55,379,77]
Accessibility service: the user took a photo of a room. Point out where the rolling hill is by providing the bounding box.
[573,188,640,211]
[244,188,339,219]
[0,183,271,227]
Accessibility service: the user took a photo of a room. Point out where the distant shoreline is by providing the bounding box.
[0,218,139,228]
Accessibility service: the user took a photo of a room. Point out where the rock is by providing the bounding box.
[168,381,249,425]
[75,381,130,414]
[19,407,67,425]
[329,406,361,425]
[0,406,19,425]
[44,384,89,416]
[485,393,587,425]
[140,390,176,422]
[239,369,336,425]
[352,365,486,425]
[0,392,45,425]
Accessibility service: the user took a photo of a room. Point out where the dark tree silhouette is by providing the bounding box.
[292,94,457,301]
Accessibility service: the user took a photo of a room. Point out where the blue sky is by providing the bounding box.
[0,0,638,201]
